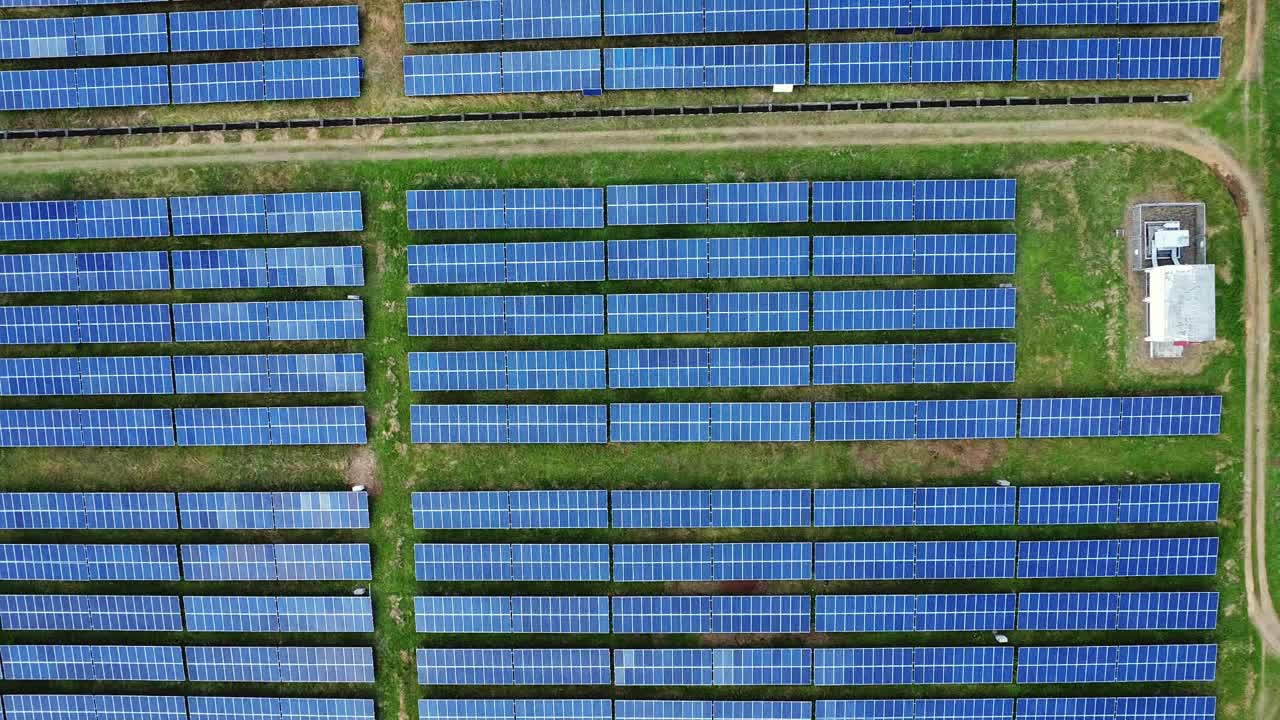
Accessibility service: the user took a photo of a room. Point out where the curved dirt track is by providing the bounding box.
[3,116,1272,650]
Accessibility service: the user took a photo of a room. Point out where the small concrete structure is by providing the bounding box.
[1128,202,1216,359]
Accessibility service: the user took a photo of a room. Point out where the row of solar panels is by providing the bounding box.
[406,289,1017,337]
[0,300,365,345]
[416,698,1215,720]
[0,246,365,294]
[0,57,362,111]
[0,543,371,581]
[409,344,1016,391]
[405,0,1220,43]
[0,593,372,632]
[409,235,1016,285]
[403,38,1220,97]
[0,491,368,530]
[410,483,1218,529]
[0,406,367,448]
[414,591,1218,634]
[409,396,1222,443]
[415,644,1217,686]
[407,179,1017,229]
[0,191,362,241]
[0,696,373,720]
[0,6,358,60]
[0,644,373,683]
[412,538,1218,581]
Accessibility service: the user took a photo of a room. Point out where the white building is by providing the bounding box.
[1144,264,1217,357]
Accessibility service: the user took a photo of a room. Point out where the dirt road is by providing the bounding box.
[2,116,1272,650]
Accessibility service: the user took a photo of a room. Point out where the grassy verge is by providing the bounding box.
[0,143,1252,718]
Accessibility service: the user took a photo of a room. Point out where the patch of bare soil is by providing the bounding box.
[842,440,1008,479]
[344,446,379,493]
[388,595,403,626]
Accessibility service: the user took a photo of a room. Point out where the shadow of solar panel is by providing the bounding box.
[616,648,714,686]
[814,235,912,275]
[608,293,708,334]
[275,542,371,580]
[1119,36,1221,79]
[1018,591,1119,630]
[503,49,601,93]
[604,46,708,90]
[915,486,1015,526]
[916,399,1016,440]
[506,295,604,336]
[510,542,609,580]
[0,492,84,529]
[711,595,810,633]
[184,594,280,633]
[1118,482,1219,523]
[607,184,708,224]
[175,407,272,446]
[507,404,606,444]
[266,246,364,287]
[710,402,811,442]
[915,342,1016,384]
[613,489,711,527]
[613,595,711,633]
[415,543,512,580]
[818,700,916,720]
[507,241,605,282]
[705,43,805,87]
[78,408,173,447]
[1017,38,1119,81]
[815,594,914,632]
[411,404,508,443]
[418,648,514,685]
[74,250,169,291]
[709,291,808,333]
[1016,539,1119,578]
[279,646,374,682]
[421,699,516,720]
[814,400,916,441]
[604,0,703,35]
[1016,699,1117,720]
[416,595,512,633]
[815,647,913,685]
[505,0,602,39]
[915,288,1016,330]
[265,5,360,48]
[406,0,501,43]
[614,543,713,581]
[186,645,281,682]
[610,348,709,389]
[265,192,363,234]
[713,648,812,685]
[511,595,610,633]
[1019,397,1125,438]
[0,68,78,111]
[915,593,1015,631]
[610,403,711,443]
[912,40,1014,83]
[710,347,809,388]
[0,253,78,293]
[708,182,808,224]
[812,344,911,386]
[714,541,811,580]
[914,0,1012,26]
[507,349,606,390]
[412,490,508,529]
[264,57,361,100]
[813,290,914,331]
[1117,591,1218,630]
[267,299,365,340]
[169,9,263,52]
[170,193,265,235]
[182,543,277,581]
[915,540,1015,579]
[1016,0,1115,23]
[82,492,176,529]
[814,487,914,527]
[1120,395,1221,436]
[405,52,502,95]
[510,489,608,528]
[1019,484,1123,525]
[815,541,913,580]
[711,488,811,527]
[78,355,173,396]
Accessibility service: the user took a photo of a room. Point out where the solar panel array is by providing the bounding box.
[0,13,167,60]
[1,251,172,294]
[1017,591,1219,630]
[174,406,367,446]
[0,64,170,111]
[1017,644,1217,683]
[0,594,183,631]
[0,544,179,581]
[412,490,608,529]
[1018,37,1221,80]
[406,0,601,43]
[177,491,369,529]
[814,234,1016,275]
[1017,0,1219,24]
[1016,536,1219,578]
[1019,396,1223,437]
[171,246,364,289]
[172,300,365,342]
[184,644,374,683]
[0,408,174,447]
[0,644,186,681]
[0,492,179,529]
[169,6,359,52]
[405,50,602,96]
[181,543,372,581]
[1018,482,1220,525]
[184,594,374,633]
[185,698,376,720]
[816,593,1016,632]
[0,197,168,242]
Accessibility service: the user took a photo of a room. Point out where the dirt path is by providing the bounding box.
[2,116,1273,649]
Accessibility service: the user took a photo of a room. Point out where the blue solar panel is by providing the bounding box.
[711,489,811,527]
[509,490,607,529]
[814,401,916,441]
[0,492,85,529]
[411,404,508,444]
[506,241,605,282]
[511,648,610,685]
[712,648,811,686]
[0,358,79,396]
[1119,36,1221,79]
[707,182,808,224]
[264,5,360,48]
[916,399,1017,439]
[607,184,708,225]
[1018,485,1120,525]
[711,595,810,633]
[1017,38,1120,81]
[170,61,265,105]
[915,486,1015,526]
[173,302,267,344]
[1016,698,1118,720]
[810,42,911,85]
[78,355,173,396]
[266,246,364,286]
[510,542,609,581]
[75,64,170,108]
[709,402,811,442]
[1119,0,1218,22]
[814,234,914,275]
[916,646,1013,684]
[1116,698,1216,720]
[714,541,811,580]
[0,253,77,293]
[267,299,364,341]
[408,243,504,285]
[915,0,1011,26]
[276,595,373,633]
[812,344,911,385]
[917,178,1017,219]
[264,58,362,101]
[507,404,606,444]
[503,49,601,93]
[0,17,77,60]
[78,408,173,447]
[182,544,277,581]
[817,700,916,720]
[608,238,708,279]
[274,543,371,581]
[913,40,1014,83]
[709,291,808,333]
[73,303,170,344]
[169,9,262,52]
[710,345,809,387]
[604,46,707,90]
[409,351,506,392]
[915,593,1015,631]
[408,296,505,337]
[915,342,1017,383]
[917,233,1016,274]
[609,348,709,388]
[507,350,606,390]
[75,250,170,291]
[707,235,807,278]
[614,543,713,582]
[172,249,267,290]
[1018,591,1118,630]
[610,402,711,443]
[915,288,1017,330]
[814,647,914,685]
[608,293,708,334]
[1119,644,1216,682]
[1118,482,1220,523]
[268,406,367,446]
[1019,397,1125,438]
[814,542,912,580]
[418,699,516,720]
[82,492,176,529]
[704,44,806,88]
[405,52,503,96]
[174,407,272,447]
[516,700,611,720]
[1017,539,1121,578]
[612,489,711,527]
[612,595,711,633]
[504,0,601,38]
[274,491,368,529]
[184,595,279,633]
[1118,536,1218,577]
[97,695,188,719]
[814,488,915,527]
[815,594,914,632]
[812,180,912,223]
[510,595,610,633]
[604,0,703,35]
[809,0,911,27]
[0,68,79,111]
[416,543,511,581]
[813,290,914,332]
[406,0,502,43]
[2,694,97,717]
[0,594,180,631]
[0,543,90,580]
[412,491,508,530]
[416,596,511,633]
[170,194,265,235]
[178,492,273,530]
[0,409,83,447]
[1118,591,1219,630]
[268,353,365,393]
[916,540,1016,579]
[1121,395,1222,436]
[506,295,604,336]
[506,189,604,229]
[1017,0,1115,23]
[1017,645,1118,683]
[189,696,281,720]
[703,0,805,30]
[615,648,714,686]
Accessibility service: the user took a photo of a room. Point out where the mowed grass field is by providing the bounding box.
[0,143,1254,719]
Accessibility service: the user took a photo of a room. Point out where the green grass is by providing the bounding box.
[0,143,1253,717]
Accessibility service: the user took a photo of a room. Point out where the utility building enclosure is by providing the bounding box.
[1129,202,1216,359]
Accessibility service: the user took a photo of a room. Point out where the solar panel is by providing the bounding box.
[506,241,605,282]
[710,402,811,442]
[809,41,911,86]
[406,0,502,43]
[188,696,279,720]
[178,492,275,529]
[506,189,604,229]
[418,648,513,685]
[1118,36,1221,79]
[408,243,504,285]
[0,543,88,581]
[173,302,269,343]
[814,488,914,527]
[615,648,714,685]
[817,700,916,720]
[170,61,265,105]
[812,290,914,332]
[0,68,79,111]
[1118,482,1219,523]
[170,194,266,235]
[604,0,703,35]
[0,305,79,345]
[279,646,373,683]
[709,291,808,333]
[815,594,915,632]
[79,408,174,447]
[415,595,511,633]
[515,699,612,720]
[612,595,711,633]
[509,489,608,528]
[814,541,914,580]
[915,646,1013,684]
[1016,0,1115,23]
[1019,397,1125,438]
[82,492,177,529]
[0,356,82,397]
[913,40,1014,83]
[411,404,508,444]
[279,698,376,720]
[713,648,811,686]
[608,293,708,334]
[915,0,1012,26]
[507,350,606,390]
[711,489,811,527]
[915,486,1014,526]
[814,401,916,441]
[506,295,604,336]
[1119,0,1219,22]
[0,253,77,294]
[603,45,706,90]
[1016,698,1117,720]
[267,299,365,341]
[714,541,811,580]
[0,492,85,529]
[1017,539,1120,578]
[266,246,364,287]
[915,593,1015,631]
[709,236,808,278]
[915,288,1016,330]
[267,406,367,446]
[408,296,505,337]
[73,250,169,291]
[812,344,908,386]
[507,404,606,444]
[264,58,362,101]
[1017,485,1119,525]
[610,349,709,389]
[504,0,602,39]
[812,180,912,223]
[264,5,360,48]
[415,543,512,581]
[704,44,806,88]
[711,594,810,633]
[616,702,715,720]
[97,695,188,719]
[814,647,914,685]
[1017,591,1118,631]
[917,700,1013,720]
[419,699,516,720]
[181,544,278,581]
[915,540,1016,579]
[809,0,911,27]
[0,409,83,447]
[606,399,711,440]
[405,52,503,96]
[1121,395,1222,436]
[707,182,808,224]
[512,648,610,684]
[273,491,368,529]
[704,0,805,31]
[510,595,610,633]
[75,303,172,344]
[1117,536,1218,577]
[608,238,708,279]
[413,491,508,529]
[184,595,280,633]
[75,64,170,108]
[1018,645,1119,683]
[0,594,181,632]
[614,543,713,582]
[2,694,98,718]
[510,542,609,580]
[612,489,711,527]
[814,234,912,275]
[274,543,372,581]
[607,184,708,225]
[503,49,601,93]
[1017,38,1120,81]
[169,9,263,52]
[277,595,373,633]
[78,356,173,396]
[916,342,1017,383]
[268,352,365,393]
[916,399,1017,439]
[1117,591,1219,630]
